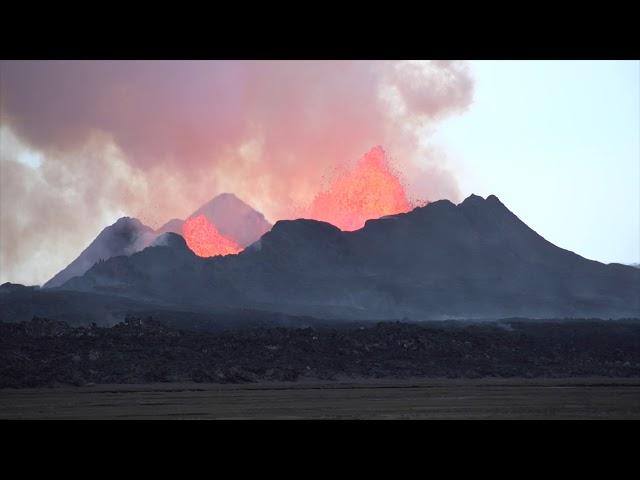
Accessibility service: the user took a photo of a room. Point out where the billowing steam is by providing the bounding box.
[0,60,473,284]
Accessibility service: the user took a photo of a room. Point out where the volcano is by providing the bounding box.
[155,193,273,256]
[188,192,272,247]
[178,193,271,257]
[43,193,272,286]
[42,217,156,289]
[50,194,640,321]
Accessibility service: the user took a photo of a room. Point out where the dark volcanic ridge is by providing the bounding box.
[41,193,272,289]
[40,194,640,321]
[2,316,639,388]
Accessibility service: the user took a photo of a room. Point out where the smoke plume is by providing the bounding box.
[0,60,473,284]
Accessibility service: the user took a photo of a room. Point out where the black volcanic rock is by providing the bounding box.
[149,232,189,250]
[0,282,38,294]
[61,231,209,305]
[58,195,640,320]
[43,217,157,289]
[3,317,640,388]
[250,219,352,269]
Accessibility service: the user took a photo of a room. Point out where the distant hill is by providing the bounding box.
[188,192,272,247]
[155,218,184,235]
[43,217,156,288]
[56,195,640,320]
[0,282,38,294]
[42,194,272,288]
[152,193,272,248]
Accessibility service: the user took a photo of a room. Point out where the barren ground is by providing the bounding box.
[2,378,639,419]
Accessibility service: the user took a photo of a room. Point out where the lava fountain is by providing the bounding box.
[307,146,412,231]
[181,215,243,257]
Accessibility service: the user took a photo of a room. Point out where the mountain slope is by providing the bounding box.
[43,217,157,288]
[189,193,272,247]
[59,195,640,320]
[155,218,184,235]
[43,193,272,288]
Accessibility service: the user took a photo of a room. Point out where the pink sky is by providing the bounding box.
[0,61,472,284]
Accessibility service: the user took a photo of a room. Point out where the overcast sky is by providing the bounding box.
[1,60,638,285]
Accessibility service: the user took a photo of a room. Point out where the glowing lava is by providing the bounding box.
[307,146,412,231]
[181,215,243,257]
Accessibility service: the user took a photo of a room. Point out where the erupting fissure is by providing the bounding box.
[181,215,242,257]
[307,146,412,231]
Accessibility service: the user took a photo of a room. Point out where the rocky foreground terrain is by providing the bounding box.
[2,317,640,388]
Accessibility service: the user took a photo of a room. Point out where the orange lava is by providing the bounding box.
[181,215,242,257]
[307,146,412,231]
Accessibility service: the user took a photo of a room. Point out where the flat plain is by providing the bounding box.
[2,378,639,419]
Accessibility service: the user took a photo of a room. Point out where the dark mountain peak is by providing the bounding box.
[423,198,457,211]
[410,198,459,221]
[269,218,342,238]
[377,198,456,220]
[484,195,510,213]
[459,193,508,210]
[113,216,144,226]
[109,216,154,237]
[97,216,154,240]
[247,218,351,270]
[260,218,342,251]
[359,199,459,234]
[149,232,190,251]
[458,193,504,207]
[458,193,513,219]
[356,195,520,240]
[459,193,485,205]
[458,193,504,211]
[0,282,38,293]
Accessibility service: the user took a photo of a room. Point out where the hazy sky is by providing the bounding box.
[0,60,638,285]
